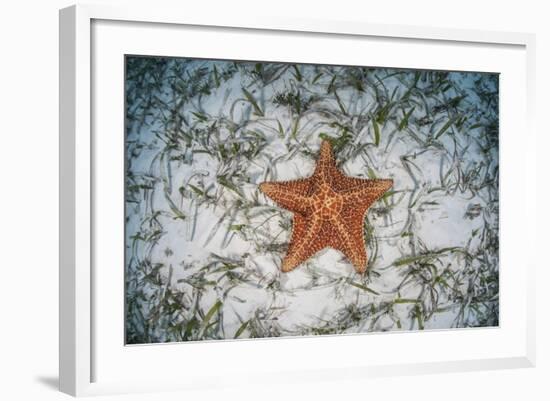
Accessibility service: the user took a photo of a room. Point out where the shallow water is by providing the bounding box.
[125,56,499,343]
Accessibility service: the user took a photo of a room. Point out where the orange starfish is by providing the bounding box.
[259,140,393,273]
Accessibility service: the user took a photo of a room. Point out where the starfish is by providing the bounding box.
[259,140,392,273]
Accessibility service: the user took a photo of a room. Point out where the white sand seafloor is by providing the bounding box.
[124,58,499,343]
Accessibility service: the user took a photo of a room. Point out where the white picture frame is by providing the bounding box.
[59,3,536,397]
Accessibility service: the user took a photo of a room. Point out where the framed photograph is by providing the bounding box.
[59,4,536,396]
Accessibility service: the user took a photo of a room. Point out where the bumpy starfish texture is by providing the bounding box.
[259,140,393,273]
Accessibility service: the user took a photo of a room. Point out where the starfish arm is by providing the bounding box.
[281,215,328,272]
[340,178,393,209]
[259,178,313,213]
[330,213,368,273]
[312,140,337,185]
[333,171,393,194]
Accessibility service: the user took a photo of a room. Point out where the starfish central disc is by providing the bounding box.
[259,140,393,274]
[313,184,344,220]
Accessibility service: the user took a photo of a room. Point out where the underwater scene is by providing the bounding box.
[125,56,499,344]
